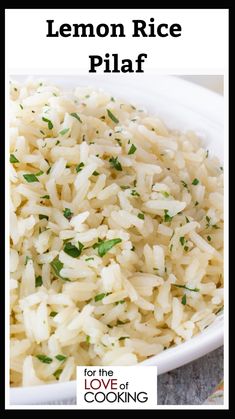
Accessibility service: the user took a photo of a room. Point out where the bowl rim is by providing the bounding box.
[10,317,223,405]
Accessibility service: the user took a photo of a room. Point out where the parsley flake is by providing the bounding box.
[10,154,19,163]
[181,294,187,305]
[179,237,185,246]
[59,128,70,136]
[70,113,82,123]
[175,284,200,292]
[50,256,69,281]
[94,293,107,302]
[50,311,58,318]
[55,354,67,361]
[163,210,173,222]
[76,162,84,173]
[63,241,84,258]
[130,189,140,197]
[35,276,43,287]
[23,174,39,183]
[128,144,137,155]
[63,208,73,220]
[107,109,119,124]
[36,355,52,364]
[42,117,53,130]
[93,238,122,257]
[109,156,122,171]
[53,369,63,380]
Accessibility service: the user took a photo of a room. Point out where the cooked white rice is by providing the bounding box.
[9,79,224,387]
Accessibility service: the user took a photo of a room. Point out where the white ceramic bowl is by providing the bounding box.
[10,75,224,405]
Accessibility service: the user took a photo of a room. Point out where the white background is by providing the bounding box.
[5,8,228,410]
[5,9,228,73]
